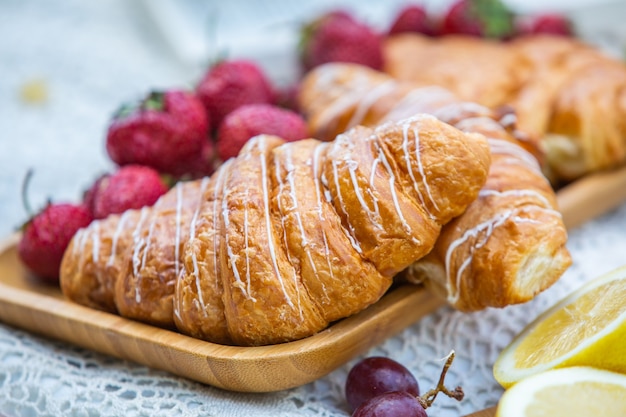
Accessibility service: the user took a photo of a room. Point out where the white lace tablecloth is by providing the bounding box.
[1,1,626,416]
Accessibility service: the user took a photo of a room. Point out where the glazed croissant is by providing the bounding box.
[298,62,571,311]
[383,33,626,184]
[60,115,491,346]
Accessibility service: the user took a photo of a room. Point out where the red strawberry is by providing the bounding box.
[106,90,209,178]
[440,0,515,39]
[196,60,275,127]
[216,104,309,161]
[182,137,217,179]
[18,203,93,283]
[300,10,384,72]
[388,5,434,36]
[86,165,169,219]
[521,13,573,36]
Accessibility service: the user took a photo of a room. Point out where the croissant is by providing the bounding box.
[298,62,571,311]
[60,179,210,325]
[383,33,626,184]
[60,116,491,346]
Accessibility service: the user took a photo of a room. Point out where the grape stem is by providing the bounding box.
[417,350,464,409]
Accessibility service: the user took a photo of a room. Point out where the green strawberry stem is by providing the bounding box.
[471,0,515,39]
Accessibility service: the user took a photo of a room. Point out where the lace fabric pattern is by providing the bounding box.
[1,1,626,416]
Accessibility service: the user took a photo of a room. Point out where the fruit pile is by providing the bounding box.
[17,58,310,283]
[300,0,573,72]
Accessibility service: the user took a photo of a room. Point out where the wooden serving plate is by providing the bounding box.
[1,166,626,393]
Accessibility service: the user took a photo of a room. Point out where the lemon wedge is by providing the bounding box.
[495,366,626,417]
[493,265,626,388]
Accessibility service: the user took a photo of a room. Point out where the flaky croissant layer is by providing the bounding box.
[61,115,490,346]
[298,63,571,312]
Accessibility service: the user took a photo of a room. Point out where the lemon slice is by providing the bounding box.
[493,265,626,388]
[495,366,626,417]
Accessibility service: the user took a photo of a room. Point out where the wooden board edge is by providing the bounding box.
[0,235,443,392]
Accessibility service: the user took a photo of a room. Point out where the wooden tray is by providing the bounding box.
[1,165,626,393]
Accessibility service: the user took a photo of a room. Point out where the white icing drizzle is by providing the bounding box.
[382,86,455,122]
[73,227,87,256]
[346,80,397,128]
[129,207,149,301]
[479,189,553,210]
[107,210,130,267]
[285,148,324,300]
[173,182,184,277]
[274,151,295,268]
[222,158,252,301]
[431,101,490,124]
[210,162,230,299]
[499,112,517,127]
[243,183,254,300]
[488,137,542,174]
[312,143,336,283]
[347,156,384,230]
[314,72,370,135]
[371,129,412,235]
[135,209,158,303]
[331,154,363,254]
[184,176,211,316]
[401,122,438,220]
[259,139,295,309]
[445,203,561,304]
[90,221,100,263]
[282,147,311,315]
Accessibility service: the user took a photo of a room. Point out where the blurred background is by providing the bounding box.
[1,0,625,238]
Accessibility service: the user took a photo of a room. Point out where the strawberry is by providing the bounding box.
[440,0,515,39]
[18,203,93,283]
[299,10,384,72]
[520,13,573,37]
[216,104,309,161]
[388,5,435,36]
[106,90,210,178]
[195,59,275,127]
[182,137,217,179]
[86,165,169,219]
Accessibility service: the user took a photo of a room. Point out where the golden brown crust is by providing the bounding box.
[271,139,390,324]
[111,180,208,328]
[174,162,233,344]
[298,62,571,311]
[381,33,626,184]
[402,118,571,311]
[383,34,528,108]
[323,117,490,277]
[216,135,328,346]
[61,117,490,346]
[60,209,143,313]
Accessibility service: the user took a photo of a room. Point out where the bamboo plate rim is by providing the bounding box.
[0,232,444,392]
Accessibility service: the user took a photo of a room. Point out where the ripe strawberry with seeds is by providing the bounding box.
[440,0,516,39]
[106,89,209,178]
[520,13,573,37]
[18,203,93,283]
[86,165,169,219]
[196,59,275,127]
[388,5,435,36]
[216,103,309,161]
[299,10,384,72]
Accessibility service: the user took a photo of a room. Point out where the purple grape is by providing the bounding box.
[352,391,427,417]
[345,356,420,411]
